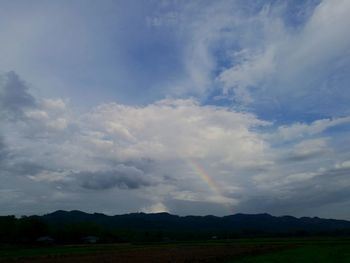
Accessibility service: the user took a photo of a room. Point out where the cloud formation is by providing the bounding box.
[0,72,36,119]
[0,1,349,219]
[77,166,151,191]
[1,71,350,218]
[156,0,350,117]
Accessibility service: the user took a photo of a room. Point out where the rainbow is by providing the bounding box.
[187,159,234,214]
[187,159,222,197]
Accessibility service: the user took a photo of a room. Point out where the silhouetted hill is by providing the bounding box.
[40,210,350,235]
[2,211,350,244]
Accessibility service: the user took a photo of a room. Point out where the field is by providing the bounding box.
[0,238,349,262]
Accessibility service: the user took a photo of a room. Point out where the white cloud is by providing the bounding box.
[163,0,350,115]
[219,47,276,103]
[272,117,350,142]
[284,172,319,184]
[290,138,329,158]
[335,160,350,170]
[142,202,169,213]
[42,98,67,112]
[82,99,269,164]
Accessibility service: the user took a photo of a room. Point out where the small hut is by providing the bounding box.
[36,236,55,245]
[82,235,99,244]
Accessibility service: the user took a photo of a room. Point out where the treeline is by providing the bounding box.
[0,215,245,244]
[3,211,350,245]
[0,215,115,244]
[0,216,48,244]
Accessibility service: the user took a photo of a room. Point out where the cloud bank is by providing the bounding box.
[1,71,350,218]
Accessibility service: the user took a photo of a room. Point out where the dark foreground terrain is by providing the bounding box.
[2,211,350,262]
[1,238,349,263]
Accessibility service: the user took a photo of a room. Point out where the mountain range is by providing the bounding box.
[39,210,350,235]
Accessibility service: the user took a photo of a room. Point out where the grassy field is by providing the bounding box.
[0,238,349,262]
[228,239,350,263]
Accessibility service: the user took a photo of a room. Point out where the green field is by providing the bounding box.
[0,238,349,262]
[230,241,350,262]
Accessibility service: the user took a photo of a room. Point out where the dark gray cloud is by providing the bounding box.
[7,162,47,177]
[236,162,350,217]
[0,137,47,177]
[77,166,152,190]
[0,137,8,166]
[282,150,326,162]
[237,182,350,218]
[0,72,36,119]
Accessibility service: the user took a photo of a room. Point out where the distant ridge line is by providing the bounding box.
[32,210,350,235]
[44,210,349,221]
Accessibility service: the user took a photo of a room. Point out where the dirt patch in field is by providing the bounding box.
[2,244,292,263]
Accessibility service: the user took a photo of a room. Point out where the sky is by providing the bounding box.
[1,0,350,219]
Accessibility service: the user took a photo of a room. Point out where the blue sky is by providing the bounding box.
[1,0,350,219]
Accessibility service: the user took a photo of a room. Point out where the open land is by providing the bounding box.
[1,238,349,263]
